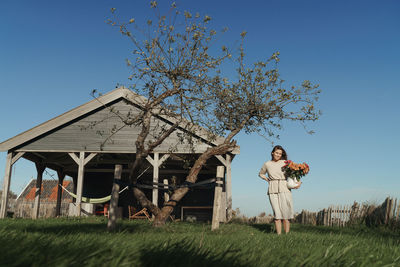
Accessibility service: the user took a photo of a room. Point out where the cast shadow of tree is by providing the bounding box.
[140,239,248,267]
[250,223,274,233]
[4,219,150,236]
[292,224,400,240]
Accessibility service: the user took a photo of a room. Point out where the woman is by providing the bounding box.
[258,145,301,234]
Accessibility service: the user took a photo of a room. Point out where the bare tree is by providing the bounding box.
[103,1,321,227]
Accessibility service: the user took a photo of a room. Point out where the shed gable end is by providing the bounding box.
[16,99,212,153]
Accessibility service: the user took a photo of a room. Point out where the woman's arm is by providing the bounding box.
[258,163,270,181]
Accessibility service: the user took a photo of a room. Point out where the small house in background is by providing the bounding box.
[15,179,73,218]
[0,87,239,222]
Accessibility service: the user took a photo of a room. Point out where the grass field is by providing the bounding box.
[0,217,399,267]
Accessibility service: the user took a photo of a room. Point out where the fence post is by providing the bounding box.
[384,197,390,225]
[107,164,122,231]
[389,198,394,222]
[328,207,332,226]
[340,205,344,227]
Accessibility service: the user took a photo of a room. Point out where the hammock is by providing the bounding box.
[60,185,129,204]
[58,166,149,204]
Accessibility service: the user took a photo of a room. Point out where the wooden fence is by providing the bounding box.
[296,197,400,227]
[14,201,71,218]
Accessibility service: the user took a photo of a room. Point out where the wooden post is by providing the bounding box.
[76,152,85,216]
[214,154,231,223]
[68,152,97,216]
[343,206,346,227]
[212,166,224,231]
[0,152,13,219]
[1,151,24,219]
[335,206,338,226]
[146,153,169,211]
[163,179,169,204]
[326,207,329,226]
[107,164,122,231]
[225,154,232,222]
[383,197,389,224]
[32,163,45,219]
[55,170,65,217]
[328,207,332,226]
[152,153,159,207]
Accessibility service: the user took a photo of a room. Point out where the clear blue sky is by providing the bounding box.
[1,0,399,216]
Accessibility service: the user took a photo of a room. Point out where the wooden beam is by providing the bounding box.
[20,153,63,171]
[215,155,227,166]
[212,166,224,231]
[32,163,45,219]
[32,152,47,159]
[15,149,225,154]
[159,154,170,166]
[84,153,97,166]
[107,164,122,231]
[11,152,25,165]
[146,155,154,166]
[62,168,215,175]
[68,153,80,165]
[0,152,13,219]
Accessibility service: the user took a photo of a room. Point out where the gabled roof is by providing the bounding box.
[17,179,73,202]
[0,87,238,153]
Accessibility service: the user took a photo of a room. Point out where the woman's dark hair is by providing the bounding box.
[270,145,288,160]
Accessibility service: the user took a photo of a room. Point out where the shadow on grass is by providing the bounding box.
[250,223,274,234]
[292,224,400,240]
[140,239,248,267]
[1,218,152,236]
[0,236,111,267]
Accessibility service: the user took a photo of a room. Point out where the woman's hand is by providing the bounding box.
[293,181,302,189]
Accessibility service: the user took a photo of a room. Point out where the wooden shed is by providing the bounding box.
[0,87,239,221]
[15,179,73,218]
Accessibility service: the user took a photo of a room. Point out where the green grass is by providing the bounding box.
[0,217,399,267]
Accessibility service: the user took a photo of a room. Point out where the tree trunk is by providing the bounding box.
[152,141,236,227]
[133,187,161,216]
[153,187,189,227]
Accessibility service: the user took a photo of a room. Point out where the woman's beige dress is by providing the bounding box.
[259,160,294,219]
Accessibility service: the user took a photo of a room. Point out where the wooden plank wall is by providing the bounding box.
[14,201,70,218]
[18,99,212,153]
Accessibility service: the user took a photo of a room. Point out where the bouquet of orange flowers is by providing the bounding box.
[282,160,310,189]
